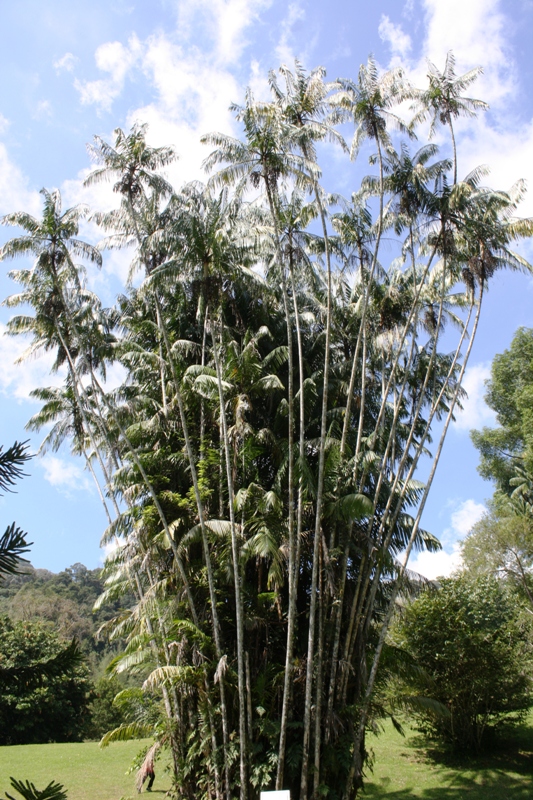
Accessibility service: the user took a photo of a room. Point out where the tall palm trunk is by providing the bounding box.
[277,244,307,790]
[300,181,332,800]
[345,287,483,800]
[261,180,300,792]
[210,308,249,800]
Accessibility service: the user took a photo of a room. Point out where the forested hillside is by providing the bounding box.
[0,562,130,667]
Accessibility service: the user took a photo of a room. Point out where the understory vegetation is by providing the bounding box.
[1,54,533,800]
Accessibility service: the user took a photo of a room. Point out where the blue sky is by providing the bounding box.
[1,0,533,575]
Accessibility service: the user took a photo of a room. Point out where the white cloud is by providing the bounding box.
[418,2,533,217]
[247,59,271,101]
[212,0,271,65]
[33,100,52,120]
[421,0,512,106]
[450,497,486,536]
[101,538,118,562]
[54,52,78,73]
[40,455,91,492]
[74,36,142,113]
[102,360,128,392]
[378,1,533,219]
[176,0,271,65]
[66,0,276,213]
[453,362,495,431]
[378,15,411,59]
[409,543,462,581]
[126,33,243,186]
[374,0,533,264]
[408,498,486,579]
[74,0,271,119]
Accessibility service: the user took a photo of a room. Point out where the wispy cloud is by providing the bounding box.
[100,538,118,563]
[39,455,92,493]
[380,0,533,222]
[53,52,78,73]
[210,0,272,65]
[275,2,306,65]
[67,0,276,193]
[0,144,41,216]
[378,15,412,59]
[33,100,53,121]
[449,498,486,537]
[408,544,462,581]
[421,0,512,107]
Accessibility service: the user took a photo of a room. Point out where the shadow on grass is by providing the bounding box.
[363,781,532,800]
[364,721,533,799]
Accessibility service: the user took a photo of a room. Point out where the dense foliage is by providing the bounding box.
[0,617,91,745]
[1,55,532,800]
[0,564,134,742]
[393,575,533,752]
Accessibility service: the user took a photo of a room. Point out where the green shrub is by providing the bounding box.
[394,575,533,752]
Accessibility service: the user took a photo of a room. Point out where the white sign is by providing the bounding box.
[261,792,290,800]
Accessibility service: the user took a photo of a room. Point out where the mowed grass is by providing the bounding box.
[0,739,172,800]
[0,717,532,800]
[365,712,533,799]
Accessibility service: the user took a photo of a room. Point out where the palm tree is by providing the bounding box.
[408,51,488,184]
[4,57,533,800]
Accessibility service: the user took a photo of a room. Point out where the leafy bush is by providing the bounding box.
[394,575,533,752]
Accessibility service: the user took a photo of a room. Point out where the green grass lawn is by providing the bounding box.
[0,739,172,800]
[0,718,532,800]
[364,713,533,799]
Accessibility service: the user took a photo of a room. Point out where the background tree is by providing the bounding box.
[461,499,533,606]
[392,575,533,753]
[471,327,533,495]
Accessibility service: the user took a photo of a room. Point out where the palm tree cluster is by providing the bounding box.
[1,56,532,800]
